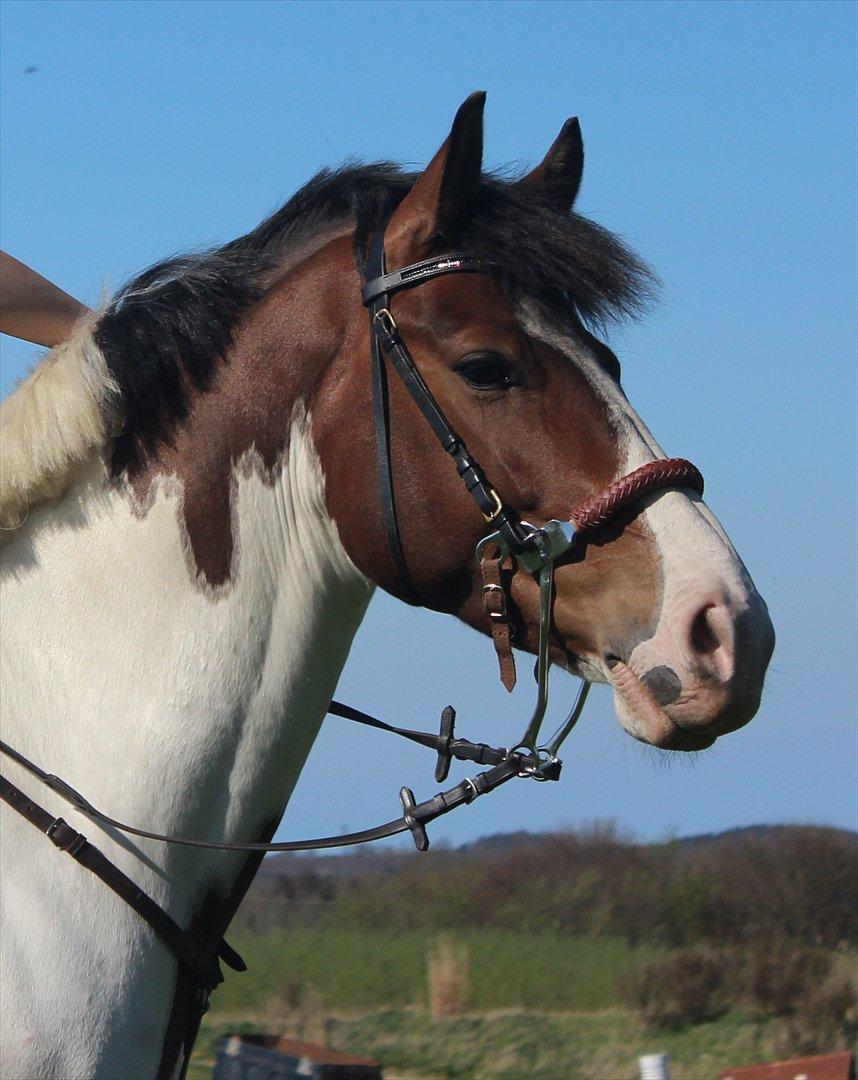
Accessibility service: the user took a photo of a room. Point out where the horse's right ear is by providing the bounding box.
[520,117,584,211]
[384,92,486,262]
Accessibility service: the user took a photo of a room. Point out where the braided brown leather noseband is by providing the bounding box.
[571,458,703,535]
[0,224,704,1075]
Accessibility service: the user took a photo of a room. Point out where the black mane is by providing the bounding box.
[95,163,656,474]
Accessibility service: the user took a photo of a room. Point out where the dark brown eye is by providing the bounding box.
[455,353,522,391]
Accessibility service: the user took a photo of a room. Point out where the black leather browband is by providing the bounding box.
[361,252,493,307]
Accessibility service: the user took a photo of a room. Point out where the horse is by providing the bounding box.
[0,94,774,1079]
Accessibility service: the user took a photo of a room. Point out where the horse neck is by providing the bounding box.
[1,286,372,915]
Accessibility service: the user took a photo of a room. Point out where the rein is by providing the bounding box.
[0,220,703,1076]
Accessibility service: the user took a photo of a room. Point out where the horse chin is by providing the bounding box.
[606,659,717,752]
[554,649,607,685]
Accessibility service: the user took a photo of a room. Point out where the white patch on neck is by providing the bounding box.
[0,405,372,1078]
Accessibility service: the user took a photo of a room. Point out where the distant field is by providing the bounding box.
[213,929,664,1012]
[185,825,857,1076]
[186,931,855,1078]
[189,1008,786,1080]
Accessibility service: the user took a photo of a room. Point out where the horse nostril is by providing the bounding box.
[691,606,720,655]
[688,601,735,682]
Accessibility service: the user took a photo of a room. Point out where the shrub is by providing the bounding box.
[778,979,858,1056]
[742,943,832,1016]
[618,950,726,1029]
[243,824,858,949]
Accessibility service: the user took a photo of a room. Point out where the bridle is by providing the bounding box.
[1,220,704,851]
[0,218,704,1072]
[359,219,704,779]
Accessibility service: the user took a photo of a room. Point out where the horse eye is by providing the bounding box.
[455,353,521,391]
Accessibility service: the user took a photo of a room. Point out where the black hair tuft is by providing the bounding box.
[96,162,656,474]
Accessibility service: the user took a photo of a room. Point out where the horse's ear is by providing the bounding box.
[520,117,584,211]
[384,92,486,259]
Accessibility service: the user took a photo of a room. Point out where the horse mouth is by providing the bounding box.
[605,658,717,752]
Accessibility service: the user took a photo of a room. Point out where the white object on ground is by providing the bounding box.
[639,1053,671,1080]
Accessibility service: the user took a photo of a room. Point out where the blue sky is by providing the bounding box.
[1,0,855,847]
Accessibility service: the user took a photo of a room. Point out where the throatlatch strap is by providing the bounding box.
[480,547,517,692]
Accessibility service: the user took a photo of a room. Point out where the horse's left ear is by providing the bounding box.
[520,117,584,211]
[384,91,486,260]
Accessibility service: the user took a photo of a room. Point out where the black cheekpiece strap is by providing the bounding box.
[363,225,530,601]
[366,227,421,602]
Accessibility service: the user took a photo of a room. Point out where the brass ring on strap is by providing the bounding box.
[481,488,504,522]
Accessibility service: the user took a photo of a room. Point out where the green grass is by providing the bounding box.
[189,1008,784,1080]
[214,929,664,1013]
[184,931,850,1078]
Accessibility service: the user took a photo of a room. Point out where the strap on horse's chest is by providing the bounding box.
[0,774,245,1079]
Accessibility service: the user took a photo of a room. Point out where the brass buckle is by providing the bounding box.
[481,488,503,522]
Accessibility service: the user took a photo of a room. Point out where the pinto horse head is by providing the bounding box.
[0,93,777,1080]
[55,94,773,754]
[316,94,775,750]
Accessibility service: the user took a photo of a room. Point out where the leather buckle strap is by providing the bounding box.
[1,773,241,994]
[46,816,88,855]
[480,547,517,692]
[372,306,514,531]
[369,310,420,604]
[480,488,504,522]
[483,583,507,620]
[373,308,397,342]
[363,222,534,607]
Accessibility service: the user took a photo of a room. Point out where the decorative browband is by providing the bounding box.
[361,253,494,307]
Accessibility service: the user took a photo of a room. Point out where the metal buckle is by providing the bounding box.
[46,817,87,855]
[482,582,507,620]
[481,488,504,522]
[513,747,561,782]
[510,744,542,776]
[374,308,397,337]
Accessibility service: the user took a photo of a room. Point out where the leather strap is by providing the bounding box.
[361,252,489,306]
[328,699,446,751]
[480,547,517,692]
[0,774,243,991]
[372,308,524,546]
[0,738,411,852]
[366,228,420,602]
[0,731,524,857]
[363,226,531,604]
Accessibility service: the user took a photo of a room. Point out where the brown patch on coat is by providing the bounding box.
[128,234,358,588]
[313,260,662,663]
[127,220,662,666]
